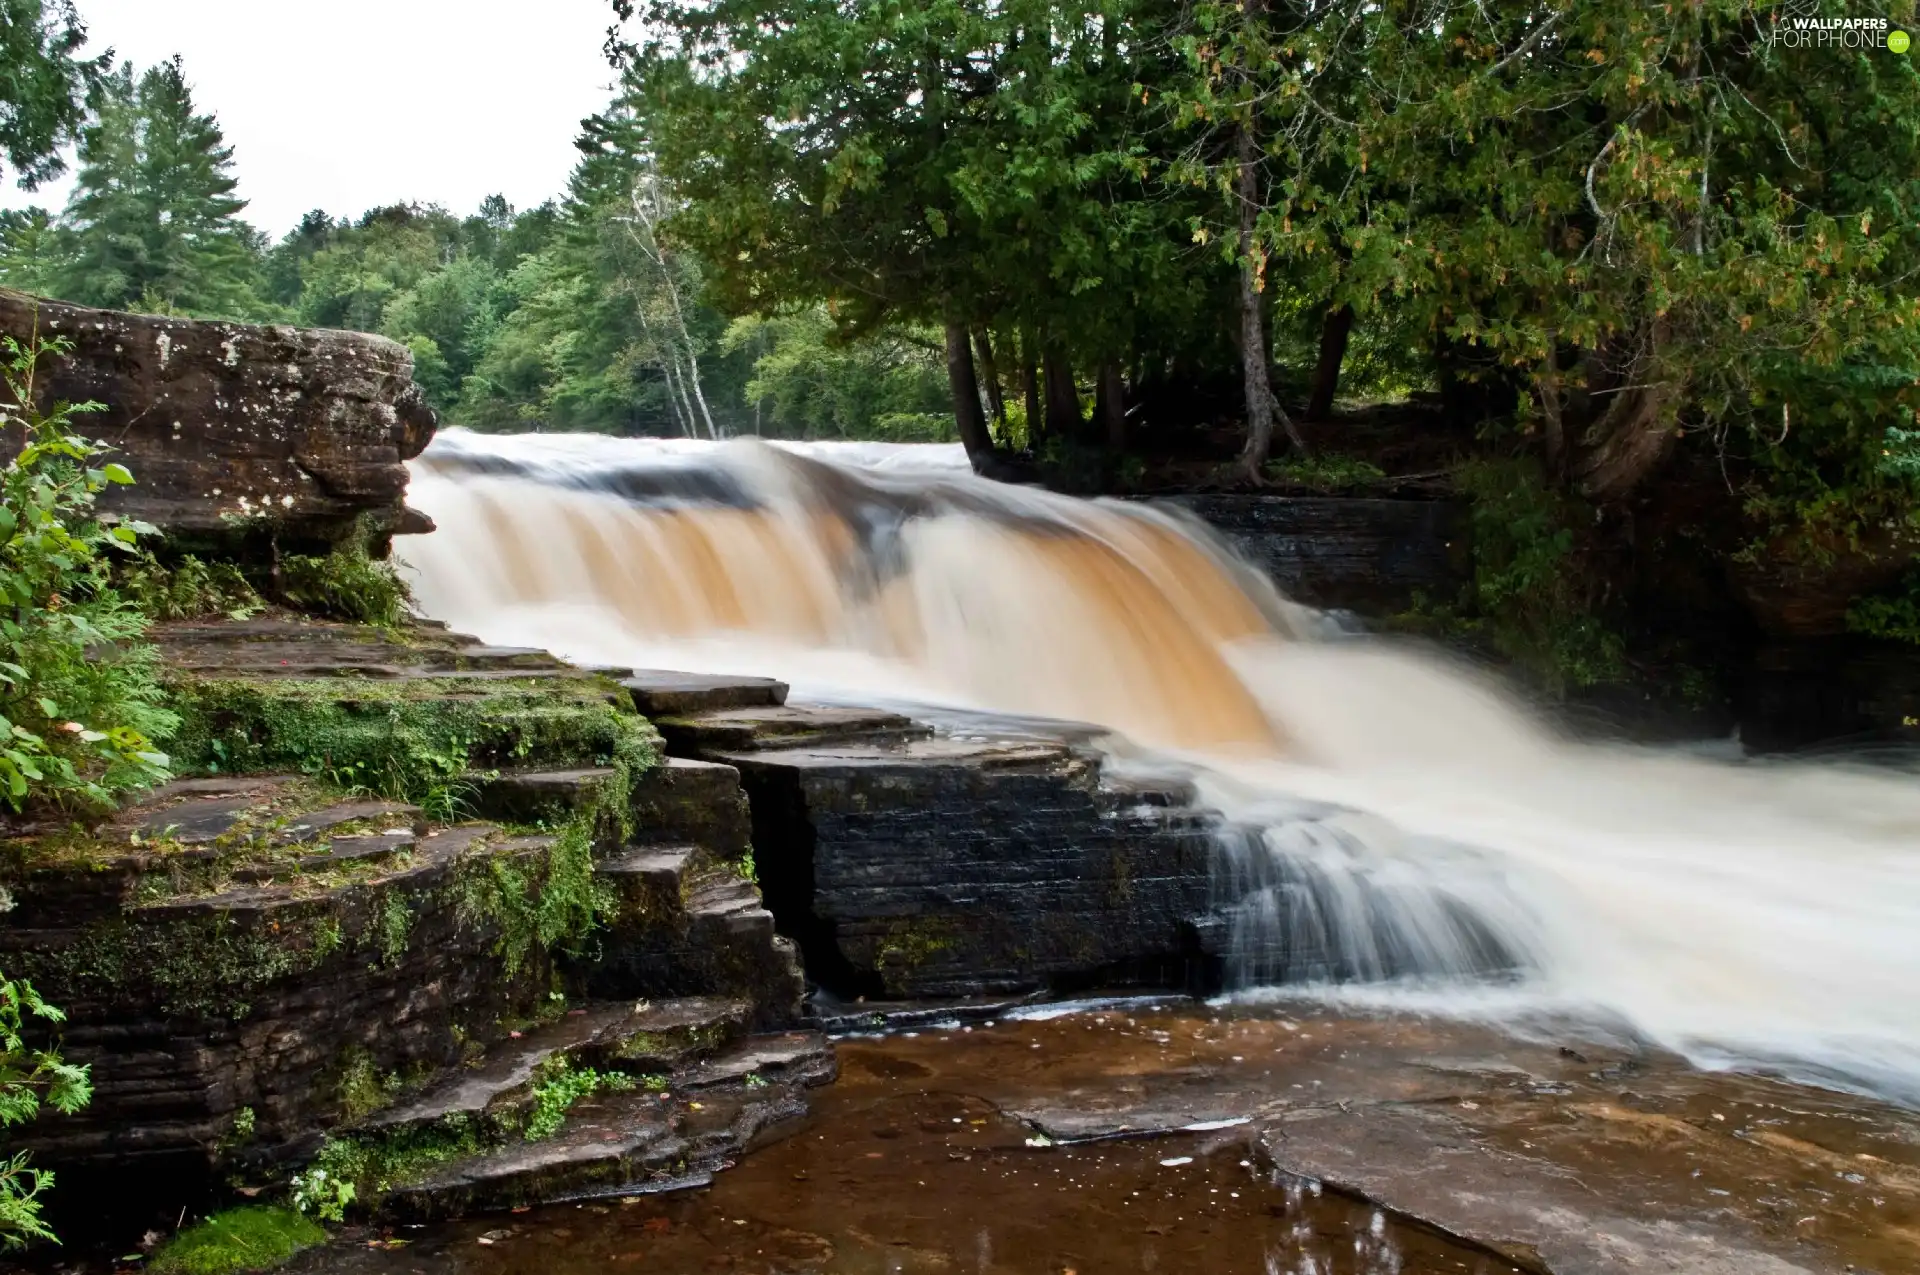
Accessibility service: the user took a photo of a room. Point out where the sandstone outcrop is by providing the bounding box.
[0,290,437,555]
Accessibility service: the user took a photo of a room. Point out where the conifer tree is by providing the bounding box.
[54,58,263,318]
[0,0,106,190]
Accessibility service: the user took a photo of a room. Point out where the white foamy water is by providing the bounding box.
[398,428,1920,1104]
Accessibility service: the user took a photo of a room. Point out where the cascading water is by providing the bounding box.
[399,427,1920,1105]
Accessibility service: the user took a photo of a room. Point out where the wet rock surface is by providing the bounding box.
[298,1002,1917,1275]
[0,622,811,1232]
[1167,494,1466,613]
[635,673,1231,999]
[0,290,437,554]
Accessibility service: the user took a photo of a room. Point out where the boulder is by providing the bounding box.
[0,290,437,555]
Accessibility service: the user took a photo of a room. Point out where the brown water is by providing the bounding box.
[311,1024,1529,1275]
[307,1002,1920,1275]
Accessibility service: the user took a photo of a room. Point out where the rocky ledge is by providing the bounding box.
[0,290,437,555]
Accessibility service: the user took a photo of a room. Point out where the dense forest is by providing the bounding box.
[0,51,956,442]
[1,0,1918,684]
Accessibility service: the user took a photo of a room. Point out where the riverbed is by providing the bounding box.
[302,999,1920,1275]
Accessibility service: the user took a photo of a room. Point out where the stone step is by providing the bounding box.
[377,1030,834,1220]
[623,670,789,717]
[475,767,622,828]
[656,704,930,756]
[686,874,777,943]
[629,757,750,857]
[357,997,754,1142]
[231,832,416,883]
[582,867,805,1026]
[452,645,569,671]
[594,844,699,922]
[277,800,424,844]
[679,1029,838,1092]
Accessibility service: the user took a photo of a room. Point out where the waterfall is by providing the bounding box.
[399,428,1920,1105]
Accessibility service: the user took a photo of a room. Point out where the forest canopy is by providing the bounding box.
[0,1,1917,670]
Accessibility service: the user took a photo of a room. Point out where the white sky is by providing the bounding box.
[1,0,626,237]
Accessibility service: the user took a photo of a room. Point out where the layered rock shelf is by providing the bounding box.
[0,290,438,555]
[0,618,814,1231]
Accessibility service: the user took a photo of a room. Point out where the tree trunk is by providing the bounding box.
[1235,118,1275,479]
[944,321,996,470]
[1044,347,1081,442]
[973,328,1005,429]
[1570,320,1676,502]
[1097,361,1127,451]
[1537,341,1565,479]
[1305,303,1353,422]
[1020,331,1043,452]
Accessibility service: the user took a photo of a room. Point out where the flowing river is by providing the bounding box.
[397,427,1920,1111]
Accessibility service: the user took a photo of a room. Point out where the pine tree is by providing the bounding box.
[54,58,263,318]
[0,0,107,190]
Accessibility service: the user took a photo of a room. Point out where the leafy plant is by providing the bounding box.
[275,541,411,628]
[118,553,263,621]
[523,1058,635,1142]
[288,1165,355,1223]
[0,971,91,1248]
[0,328,175,811]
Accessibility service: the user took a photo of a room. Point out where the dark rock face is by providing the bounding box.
[622,675,1228,999]
[731,740,1220,999]
[0,290,437,554]
[1164,495,1467,612]
[0,626,811,1232]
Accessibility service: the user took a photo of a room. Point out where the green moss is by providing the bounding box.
[449,823,602,978]
[304,1119,487,1201]
[150,1206,325,1275]
[28,908,338,1020]
[370,892,414,969]
[167,674,657,821]
[875,919,954,974]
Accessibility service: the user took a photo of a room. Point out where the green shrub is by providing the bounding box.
[1267,452,1386,492]
[118,553,264,621]
[150,1206,325,1275]
[1848,567,1920,645]
[0,329,175,811]
[1453,458,1626,693]
[0,973,91,1248]
[276,542,410,628]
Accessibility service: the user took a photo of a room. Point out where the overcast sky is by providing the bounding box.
[1,0,625,237]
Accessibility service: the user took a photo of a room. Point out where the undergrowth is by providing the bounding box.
[276,541,411,628]
[524,1057,635,1141]
[1266,451,1386,492]
[118,553,263,621]
[117,539,411,629]
[1442,457,1627,693]
[0,329,175,811]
